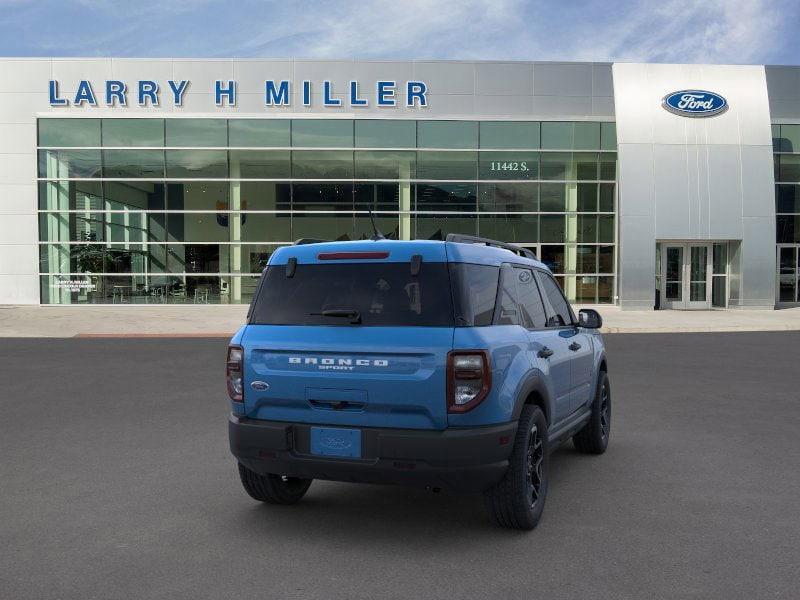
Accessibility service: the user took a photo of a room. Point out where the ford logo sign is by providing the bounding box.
[662,90,728,117]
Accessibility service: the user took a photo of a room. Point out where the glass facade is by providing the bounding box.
[37,118,617,304]
[774,124,800,304]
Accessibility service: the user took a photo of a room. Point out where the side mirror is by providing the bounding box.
[578,308,603,329]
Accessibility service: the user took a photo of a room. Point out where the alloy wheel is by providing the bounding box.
[526,424,544,508]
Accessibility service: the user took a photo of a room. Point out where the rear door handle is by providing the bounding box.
[569,342,582,351]
[537,347,554,359]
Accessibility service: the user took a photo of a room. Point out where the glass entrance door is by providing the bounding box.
[777,245,799,304]
[659,243,712,309]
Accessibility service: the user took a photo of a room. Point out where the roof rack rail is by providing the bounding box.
[293,238,329,246]
[445,234,538,260]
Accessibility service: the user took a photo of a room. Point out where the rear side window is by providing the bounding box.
[495,265,521,326]
[537,271,574,326]
[450,263,499,326]
[515,268,548,329]
[250,262,454,327]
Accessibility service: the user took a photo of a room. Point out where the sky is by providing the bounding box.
[0,0,798,65]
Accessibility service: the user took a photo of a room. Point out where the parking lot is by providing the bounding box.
[1,332,799,599]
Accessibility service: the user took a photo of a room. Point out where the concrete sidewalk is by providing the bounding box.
[2,304,800,337]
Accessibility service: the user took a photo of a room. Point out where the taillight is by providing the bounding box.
[447,350,491,413]
[227,345,244,401]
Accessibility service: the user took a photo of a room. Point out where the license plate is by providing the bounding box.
[310,427,361,458]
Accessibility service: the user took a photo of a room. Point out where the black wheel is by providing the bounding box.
[237,463,312,505]
[484,405,549,530]
[573,370,611,454]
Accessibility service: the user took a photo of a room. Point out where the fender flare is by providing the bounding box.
[511,371,554,426]
[596,349,608,375]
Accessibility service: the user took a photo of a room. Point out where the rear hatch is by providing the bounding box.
[242,241,454,430]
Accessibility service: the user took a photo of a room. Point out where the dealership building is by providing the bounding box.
[0,58,799,310]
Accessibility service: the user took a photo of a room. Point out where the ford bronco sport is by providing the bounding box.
[228,234,610,530]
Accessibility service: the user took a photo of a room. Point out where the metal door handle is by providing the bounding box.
[537,347,554,359]
[569,342,581,351]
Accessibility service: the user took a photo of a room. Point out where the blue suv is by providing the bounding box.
[228,234,610,529]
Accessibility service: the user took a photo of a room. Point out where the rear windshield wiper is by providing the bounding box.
[310,309,362,324]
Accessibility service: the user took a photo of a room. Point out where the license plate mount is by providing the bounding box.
[310,427,362,458]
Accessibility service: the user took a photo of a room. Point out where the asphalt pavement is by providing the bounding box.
[1,333,799,599]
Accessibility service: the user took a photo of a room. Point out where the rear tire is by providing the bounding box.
[484,405,549,530]
[573,371,611,454]
[237,463,312,505]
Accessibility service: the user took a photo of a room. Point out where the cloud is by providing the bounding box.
[568,0,787,64]
[0,0,796,65]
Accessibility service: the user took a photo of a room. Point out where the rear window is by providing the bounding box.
[249,262,454,327]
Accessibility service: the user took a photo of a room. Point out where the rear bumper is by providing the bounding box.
[229,415,517,493]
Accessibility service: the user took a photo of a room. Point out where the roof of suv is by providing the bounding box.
[267,239,548,270]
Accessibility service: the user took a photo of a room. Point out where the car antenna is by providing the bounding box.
[368,208,385,241]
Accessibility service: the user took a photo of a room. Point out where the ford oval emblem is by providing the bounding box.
[250,380,269,391]
[662,90,728,117]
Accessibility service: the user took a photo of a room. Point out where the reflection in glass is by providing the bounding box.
[479,183,538,212]
[102,119,164,147]
[415,214,476,239]
[600,123,617,151]
[779,275,797,302]
[480,122,540,149]
[39,181,103,210]
[417,121,478,149]
[712,276,727,307]
[354,120,415,148]
[416,151,477,180]
[577,183,598,212]
[778,155,800,182]
[777,215,799,243]
[36,117,618,304]
[577,245,597,273]
[597,276,613,302]
[38,149,102,178]
[103,149,164,178]
[229,150,290,179]
[540,122,574,150]
[415,183,477,212]
[598,246,614,273]
[578,215,597,243]
[292,120,353,147]
[239,181,291,211]
[540,215,566,243]
[779,247,796,274]
[776,185,800,213]
[166,150,228,178]
[354,151,415,179]
[105,181,165,211]
[292,213,355,241]
[600,153,616,180]
[665,247,683,301]
[575,153,598,180]
[165,119,227,147]
[539,183,566,212]
[39,119,100,147]
[478,214,538,243]
[167,182,229,211]
[229,120,290,147]
[540,245,565,273]
[292,183,354,211]
[292,150,353,179]
[599,183,615,212]
[576,276,597,303]
[713,243,728,275]
[540,153,571,180]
